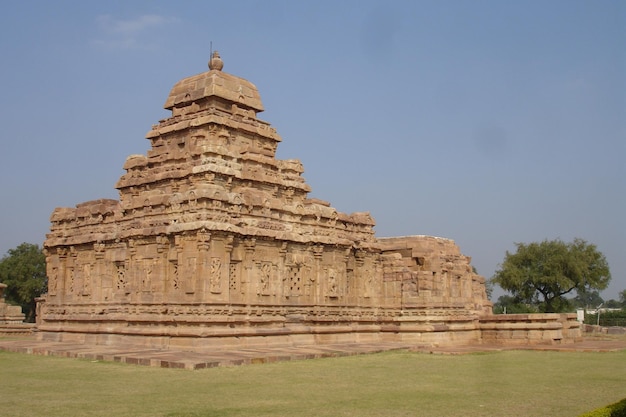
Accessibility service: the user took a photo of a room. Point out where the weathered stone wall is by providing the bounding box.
[379,236,491,313]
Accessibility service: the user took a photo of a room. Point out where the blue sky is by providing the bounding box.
[0,0,624,300]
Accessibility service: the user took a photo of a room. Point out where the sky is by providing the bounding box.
[0,0,624,301]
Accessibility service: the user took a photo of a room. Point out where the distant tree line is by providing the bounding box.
[492,290,626,315]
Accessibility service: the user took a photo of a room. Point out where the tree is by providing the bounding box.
[491,238,611,313]
[492,295,538,314]
[0,243,47,322]
[571,289,604,310]
[620,290,626,307]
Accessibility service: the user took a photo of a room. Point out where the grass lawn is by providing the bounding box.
[1,347,625,417]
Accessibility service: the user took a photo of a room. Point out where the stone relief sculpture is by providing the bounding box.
[258,262,271,296]
[210,257,222,294]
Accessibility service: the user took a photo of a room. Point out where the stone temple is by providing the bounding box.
[39,52,579,350]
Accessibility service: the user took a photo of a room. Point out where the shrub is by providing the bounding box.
[579,398,626,417]
[584,310,626,327]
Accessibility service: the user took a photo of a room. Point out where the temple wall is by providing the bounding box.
[38,231,502,349]
[44,232,492,310]
[44,233,391,308]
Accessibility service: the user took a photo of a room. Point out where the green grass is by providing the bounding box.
[1,348,625,417]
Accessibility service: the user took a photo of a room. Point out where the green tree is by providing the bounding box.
[492,295,538,314]
[492,238,611,313]
[0,243,47,322]
[571,289,604,310]
[620,290,626,307]
[604,299,621,309]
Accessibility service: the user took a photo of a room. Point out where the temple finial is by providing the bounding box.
[209,51,224,71]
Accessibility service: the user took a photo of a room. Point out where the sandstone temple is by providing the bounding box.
[38,52,580,350]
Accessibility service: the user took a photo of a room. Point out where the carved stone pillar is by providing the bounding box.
[221,235,234,301]
[93,242,106,302]
[128,239,137,297]
[278,242,288,299]
[177,234,196,295]
[311,245,323,304]
[196,229,211,299]
[354,249,365,301]
[156,235,169,301]
[56,248,69,303]
[170,235,183,296]
[243,238,256,301]
[67,247,78,301]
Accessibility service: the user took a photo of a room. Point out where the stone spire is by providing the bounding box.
[163,50,264,113]
[208,50,224,71]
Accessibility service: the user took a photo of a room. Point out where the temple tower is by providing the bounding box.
[41,52,493,349]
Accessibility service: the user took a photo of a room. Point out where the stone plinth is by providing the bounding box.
[479,313,582,345]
